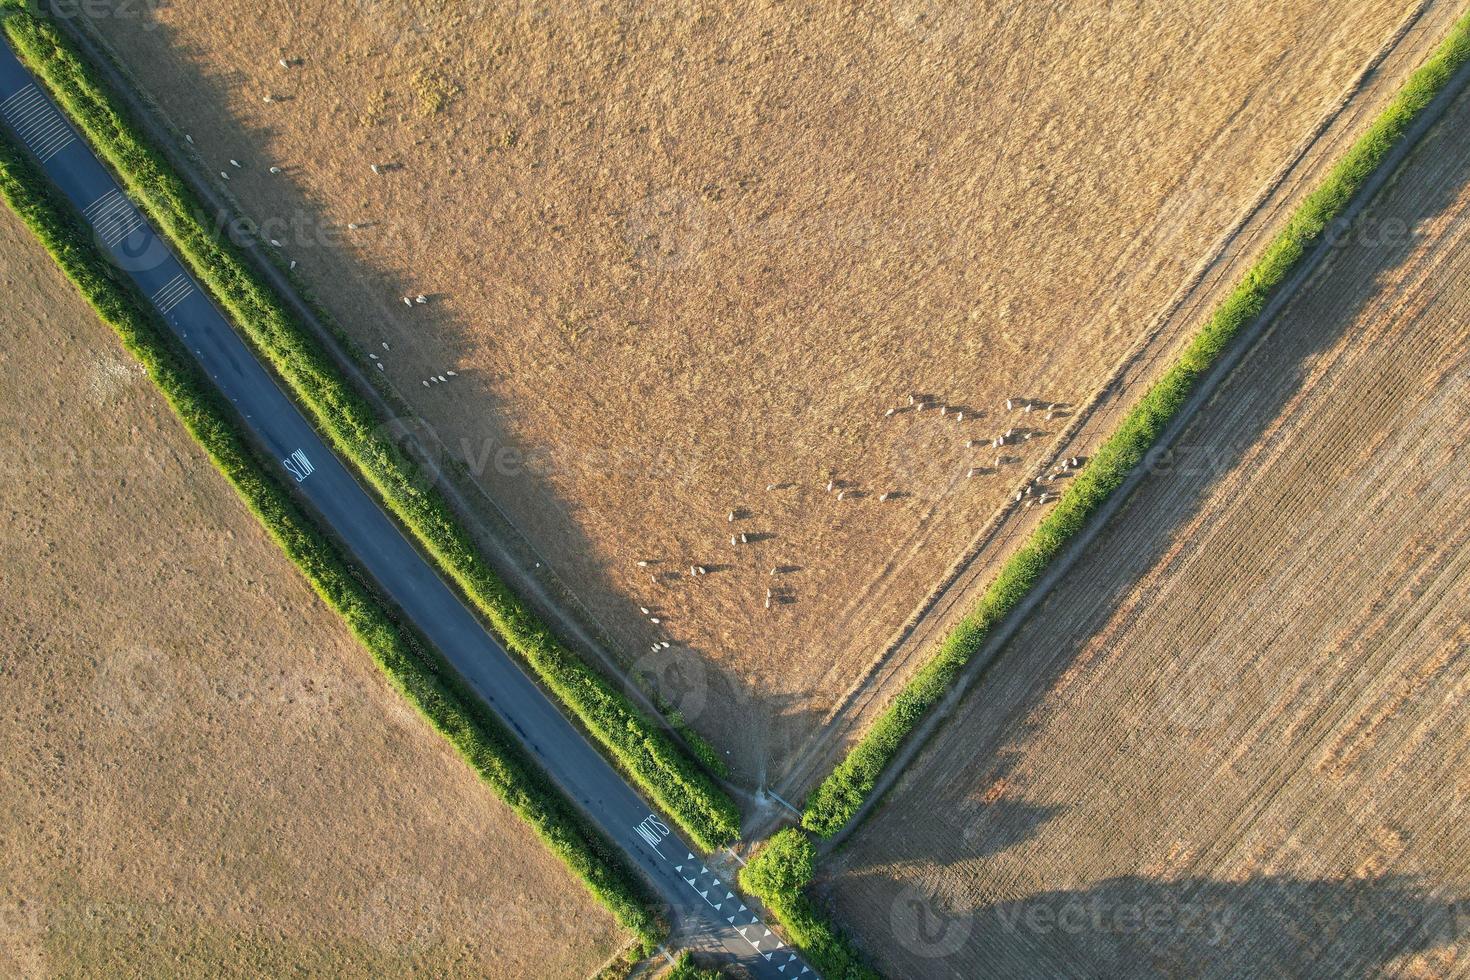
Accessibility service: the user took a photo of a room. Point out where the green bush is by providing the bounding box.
[801,9,1470,838]
[2,9,740,851]
[665,950,725,980]
[738,829,878,979]
[0,125,664,953]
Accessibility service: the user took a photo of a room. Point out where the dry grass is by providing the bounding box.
[0,205,622,978]
[77,0,1436,783]
[821,88,1470,980]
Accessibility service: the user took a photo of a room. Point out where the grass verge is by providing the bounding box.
[2,7,739,851]
[0,122,664,952]
[738,829,878,980]
[801,9,1470,837]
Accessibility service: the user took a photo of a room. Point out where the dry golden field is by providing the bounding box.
[75,0,1450,783]
[0,205,622,977]
[821,87,1470,980]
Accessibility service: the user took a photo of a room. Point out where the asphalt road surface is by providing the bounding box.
[0,37,813,980]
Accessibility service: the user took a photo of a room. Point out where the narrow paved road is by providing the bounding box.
[0,38,812,980]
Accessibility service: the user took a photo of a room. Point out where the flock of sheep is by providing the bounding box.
[630,392,1081,651]
[192,54,463,392]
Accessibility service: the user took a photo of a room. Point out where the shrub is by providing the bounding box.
[0,120,664,953]
[3,9,740,851]
[801,9,1470,838]
[738,829,878,980]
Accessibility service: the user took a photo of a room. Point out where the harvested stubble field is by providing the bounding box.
[0,207,621,976]
[821,86,1470,980]
[78,0,1441,781]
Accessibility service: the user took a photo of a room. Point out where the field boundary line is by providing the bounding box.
[2,6,740,850]
[773,0,1454,806]
[51,0,738,794]
[800,8,1470,841]
[0,83,665,950]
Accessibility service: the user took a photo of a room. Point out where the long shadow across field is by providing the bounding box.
[820,83,1470,979]
[75,6,808,785]
[878,873,1467,979]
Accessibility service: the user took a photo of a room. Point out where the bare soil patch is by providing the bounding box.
[822,88,1470,980]
[0,206,622,977]
[77,0,1433,783]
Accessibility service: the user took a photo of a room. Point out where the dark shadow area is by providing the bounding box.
[869,873,1467,979]
[822,78,1470,980]
[67,3,820,788]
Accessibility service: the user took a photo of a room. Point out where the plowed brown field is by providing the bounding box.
[822,85,1470,980]
[0,205,622,977]
[75,0,1451,784]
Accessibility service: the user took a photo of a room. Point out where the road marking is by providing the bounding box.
[82,189,148,248]
[0,85,75,161]
[635,828,811,980]
[282,448,314,482]
[150,273,194,315]
[634,813,670,853]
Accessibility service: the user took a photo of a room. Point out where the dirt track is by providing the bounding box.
[822,85,1470,980]
[71,0,1443,784]
[0,205,621,977]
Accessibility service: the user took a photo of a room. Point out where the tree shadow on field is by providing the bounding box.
[822,82,1470,980]
[868,873,1468,979]
[70,2,817,788]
